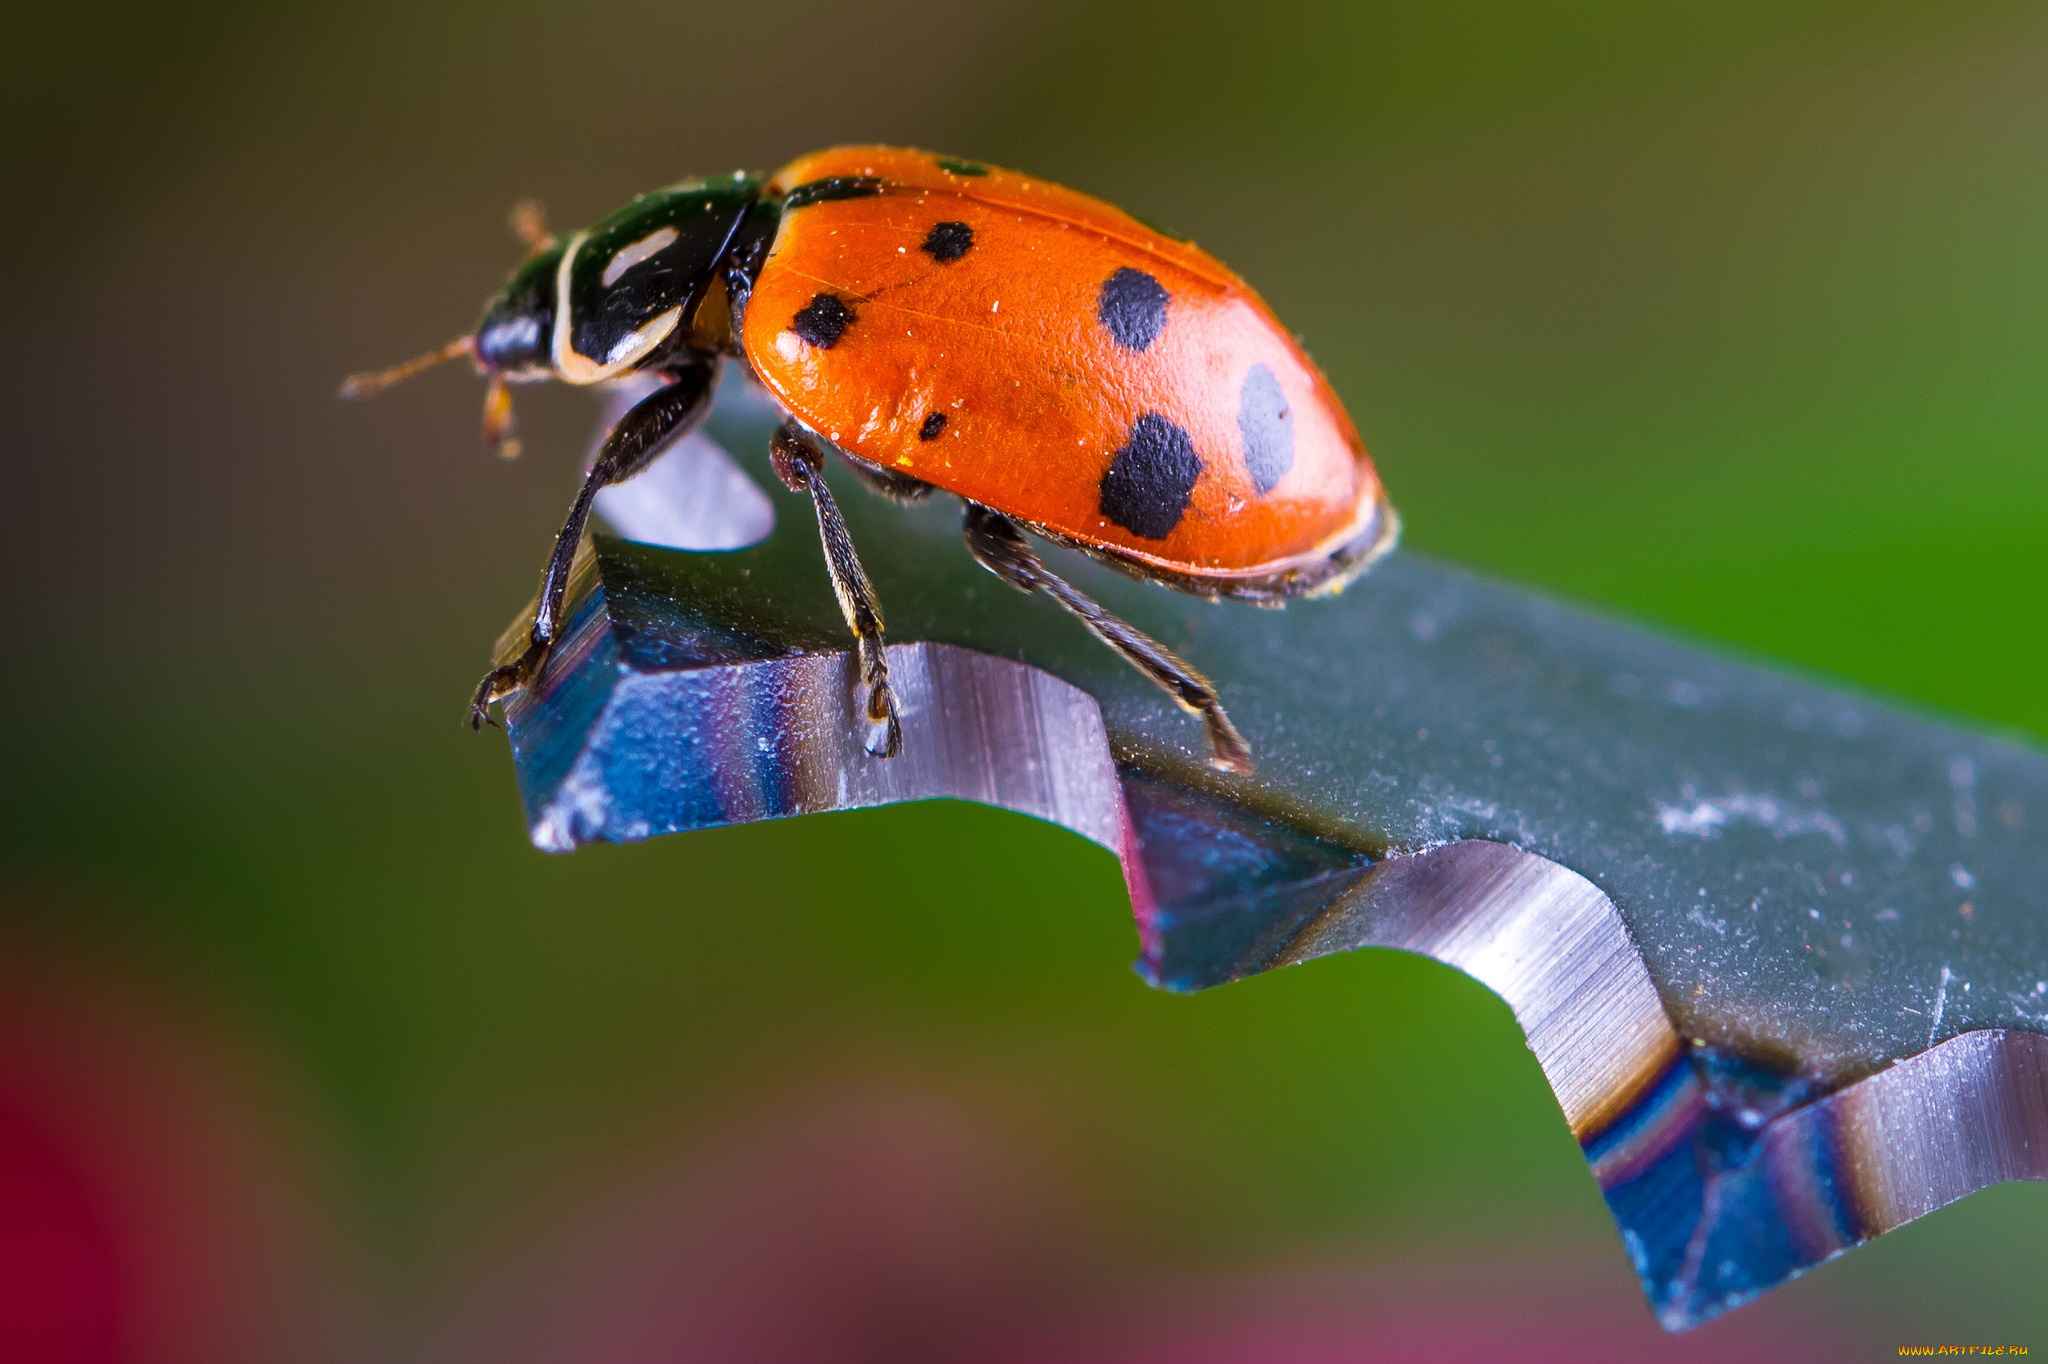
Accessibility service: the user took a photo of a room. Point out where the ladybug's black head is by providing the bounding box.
[473,244,562,378]
[340,178,762,457]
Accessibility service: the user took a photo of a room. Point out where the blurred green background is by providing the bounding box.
[2,1,2045,1358]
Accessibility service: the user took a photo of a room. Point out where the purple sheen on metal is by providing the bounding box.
[1116,767,1374,989]
[1597,1029,2048,1328]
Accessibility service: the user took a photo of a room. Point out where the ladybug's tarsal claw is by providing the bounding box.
[858,654,903,759]
[1203,715,1254,774]
[860,692,901,753]
[470,641,547,730]
[471,367,718,740]
[773,420,905,760]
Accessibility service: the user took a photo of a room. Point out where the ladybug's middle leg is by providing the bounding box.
[769,421,903,759]
[962,504,1252,774]
[470,358,717,728]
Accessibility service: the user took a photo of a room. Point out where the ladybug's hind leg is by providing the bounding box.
[470,360,717,728]
[769,422,903,759]
[962,505,1251,774]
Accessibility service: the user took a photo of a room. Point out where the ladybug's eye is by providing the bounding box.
[478,314,541,360]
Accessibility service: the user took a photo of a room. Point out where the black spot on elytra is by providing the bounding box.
[1099,413,1201,540]
[934,156,989,177]
[921,221,974,263]
[790,293,853,348]
[1097,267,1169,352]
[919,411,947,441]
[782,176,883,209]
[1238,363,1295,494]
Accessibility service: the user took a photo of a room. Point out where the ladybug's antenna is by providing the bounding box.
[339,334,475,400]
[510,199,555,256]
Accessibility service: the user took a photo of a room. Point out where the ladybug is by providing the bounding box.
[344,146,1397,772]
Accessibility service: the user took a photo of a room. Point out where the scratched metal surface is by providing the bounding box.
[640,372,2048,1090]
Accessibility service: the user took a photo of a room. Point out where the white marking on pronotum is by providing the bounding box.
[551,231,593,378]
[601,226,679,287]
[1929,964,1953,1047]
[604,309,682,366]
[552,229,682,385]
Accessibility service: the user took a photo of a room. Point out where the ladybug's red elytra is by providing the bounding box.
[344,146,1398,772]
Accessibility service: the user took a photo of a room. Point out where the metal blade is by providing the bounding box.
[500,370,2048,1330]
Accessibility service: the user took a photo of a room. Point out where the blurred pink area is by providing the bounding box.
[0,908,1848,1363]
[987,1264,1841,1364]
[426,1083,1845,1364]
[0,915,347,1363]
[0,1095,122,1364]
[427,1084,1087,1363]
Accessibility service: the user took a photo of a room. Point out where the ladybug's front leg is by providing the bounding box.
[470,359,718,727]
[768,421,903,759]
[962,504,1252,774]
